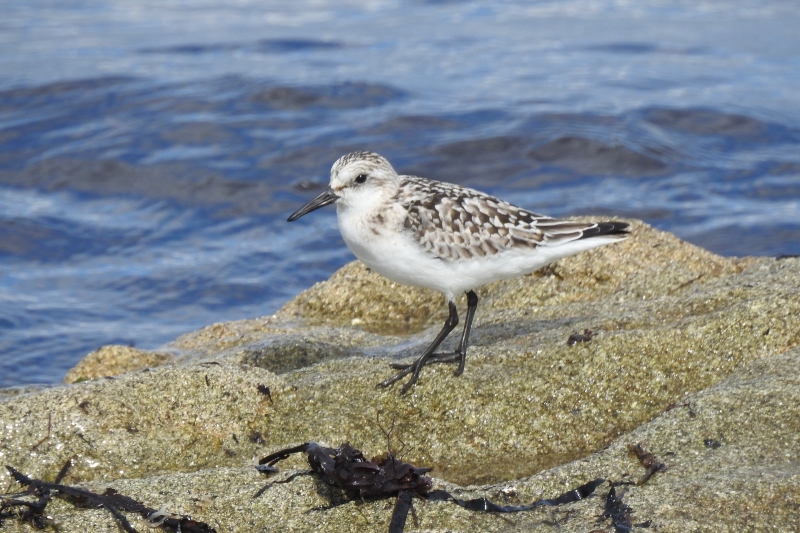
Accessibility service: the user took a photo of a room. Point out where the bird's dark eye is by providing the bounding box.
[355,174,367,184]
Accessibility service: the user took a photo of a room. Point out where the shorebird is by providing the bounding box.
[288,151,629,393]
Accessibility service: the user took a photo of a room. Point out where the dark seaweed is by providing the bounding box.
[602,486,633,532]
[627,443,666,485]
[567,329,595,346]
[426,477,605,512]
[1,463,215,533]
[662,400,696,417]
[258,442,433,499]
[388,490,415,532]
[595,485,653,533]
[257,384,272,402]
[257,441,604,533]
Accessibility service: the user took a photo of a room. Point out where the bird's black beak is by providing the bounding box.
[287,187,339,222]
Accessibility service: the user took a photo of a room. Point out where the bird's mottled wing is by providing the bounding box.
[398,177,594,261]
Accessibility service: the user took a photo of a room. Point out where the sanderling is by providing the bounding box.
[288,151,629,393]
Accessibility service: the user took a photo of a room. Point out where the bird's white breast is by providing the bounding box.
[337,199,626,301]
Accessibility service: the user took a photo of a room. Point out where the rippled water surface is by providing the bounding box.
[2,0,800,387]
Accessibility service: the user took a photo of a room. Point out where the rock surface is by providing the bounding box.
[2,220,799,532]
[63,345,174,384]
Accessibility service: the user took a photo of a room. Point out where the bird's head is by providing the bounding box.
[287,151,399,221]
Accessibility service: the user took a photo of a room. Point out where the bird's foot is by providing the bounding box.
[377,351,466,393]
[376,364,420,393]
[376,365,413,388]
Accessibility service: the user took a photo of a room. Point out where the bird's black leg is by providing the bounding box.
[452,290,478,376]
[385,291,479,384]
[395,290,478,372]
[377,300,459,393]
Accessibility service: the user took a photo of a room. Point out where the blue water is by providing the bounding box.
[2,0,800,387]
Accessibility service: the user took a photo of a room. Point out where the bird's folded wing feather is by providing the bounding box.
[398,177,595,261]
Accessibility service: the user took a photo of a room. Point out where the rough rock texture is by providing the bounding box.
[1,363,285,483]
[63,345,174,384]
[2,220,799,531]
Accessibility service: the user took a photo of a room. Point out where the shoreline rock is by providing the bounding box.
[2,220,799,531]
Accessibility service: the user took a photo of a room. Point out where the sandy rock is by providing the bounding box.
[2,347,797,532]
[2,220,799,531]
[1,363,285,483]
[63,345,174,384]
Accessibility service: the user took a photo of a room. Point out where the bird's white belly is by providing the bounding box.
[339,213,534,299]
[336,203,619,300]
